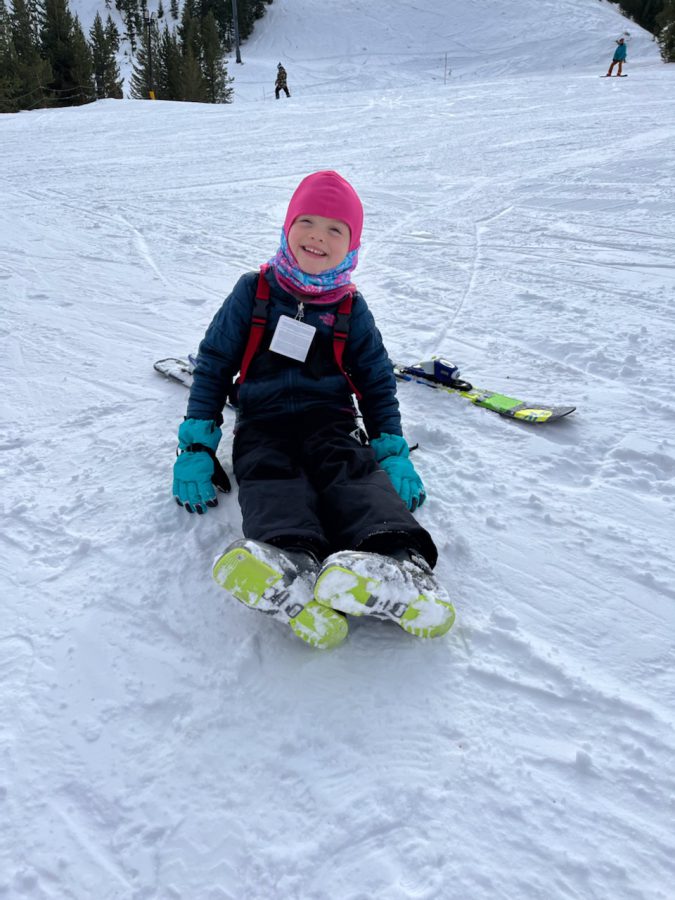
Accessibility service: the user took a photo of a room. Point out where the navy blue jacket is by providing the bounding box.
[186,269,402,438]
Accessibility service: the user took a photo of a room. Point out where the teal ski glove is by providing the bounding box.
[177,418,222,452]
[173,418,228,514]
[371,433,426,512]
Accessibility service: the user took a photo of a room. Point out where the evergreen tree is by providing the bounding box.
[200,0,229,42]
[105,13,121,50]
[640,0,664,32]
[116,0,139,52]
[656,0,675,59]
[90,13,105,96]
[90,11,122,98]
[170,0,178,20]
[129,16,159,98]
[40,0,82,104]
[606,0,667,34]
[156,22,182,98]
[200,9,231,102]
[178,0,207,100]
[201,0,274,52]
[10,0,35,58]
[104,15,123,96]
[181,45,207,100]
[236,0,267,41]
[10,0,51,109]
[179,0,202,59]
[606,0,674,58]
[129,34,148,97]
[0,0,20,111]
[70,16,95,102]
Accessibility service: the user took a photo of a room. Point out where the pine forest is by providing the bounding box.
[0,0,273,112]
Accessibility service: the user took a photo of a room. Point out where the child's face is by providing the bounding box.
[287,215,351,275]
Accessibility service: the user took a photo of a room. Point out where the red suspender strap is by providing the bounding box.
[240,275,361,400]
[238,267,271,384]
[333,293,362,401]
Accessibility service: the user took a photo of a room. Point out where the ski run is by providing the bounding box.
[2,0,675,897]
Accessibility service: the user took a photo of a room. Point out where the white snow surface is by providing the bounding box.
[2,0,675,897]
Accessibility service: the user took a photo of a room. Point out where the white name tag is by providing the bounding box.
[269,315,317,362]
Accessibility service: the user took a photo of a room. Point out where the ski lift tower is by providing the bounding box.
[232,0,242,63]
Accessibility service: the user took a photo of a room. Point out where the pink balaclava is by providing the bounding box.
[269,170,364,303]
[283,170,363,252]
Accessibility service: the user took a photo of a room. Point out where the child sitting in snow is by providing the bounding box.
[172,170,455,649]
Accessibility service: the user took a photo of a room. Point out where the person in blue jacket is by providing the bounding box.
[606,37,627,76]
[172,170,456,649]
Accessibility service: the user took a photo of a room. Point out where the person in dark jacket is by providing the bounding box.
[172,171,455,649]
[606,37,627,76]
[275,62,290,98]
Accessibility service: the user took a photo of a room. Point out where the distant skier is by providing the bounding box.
[275,63,290,98]
[606,37,627,77]
[171,170,456,648]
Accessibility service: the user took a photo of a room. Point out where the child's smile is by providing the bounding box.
[288,214,351,275]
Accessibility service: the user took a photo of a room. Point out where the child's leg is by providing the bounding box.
[298,416,455,638]
[220,423,347,647]
[617,60,623,75]
[233,420,330,558]
[301,416,438,566]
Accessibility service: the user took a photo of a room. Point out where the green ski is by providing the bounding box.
[393,360,576,424]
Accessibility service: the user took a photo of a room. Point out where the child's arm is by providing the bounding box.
[186,273,258,422]
[347,295,402,439]
[172,273,257,514]
[347,295,427,510]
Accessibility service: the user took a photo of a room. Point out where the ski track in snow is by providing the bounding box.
[2,0,675,897]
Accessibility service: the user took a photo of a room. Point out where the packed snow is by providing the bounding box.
[2,0,675,897]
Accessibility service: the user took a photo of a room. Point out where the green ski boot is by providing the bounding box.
[213,539,348,650]
[314,550,455,639]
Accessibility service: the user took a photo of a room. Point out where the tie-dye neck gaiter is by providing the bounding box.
[268,229,359,305]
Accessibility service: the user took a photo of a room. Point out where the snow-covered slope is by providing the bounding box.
[71,0,662,97]
[231,0,661,97]
[2,1,675,898]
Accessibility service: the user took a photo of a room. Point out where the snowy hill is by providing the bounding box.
[70,0,663,97]
[2,0,675,898]
[230,0,661,97]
